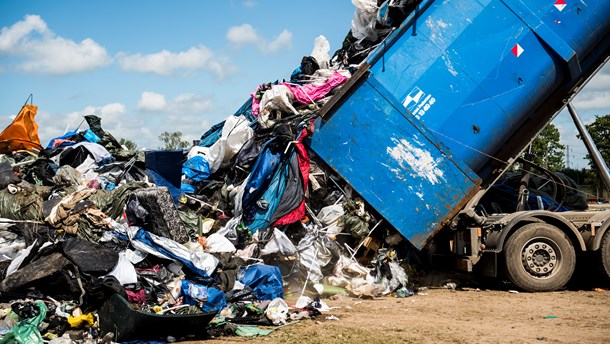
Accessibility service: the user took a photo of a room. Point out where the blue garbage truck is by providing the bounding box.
[308,0,610,291]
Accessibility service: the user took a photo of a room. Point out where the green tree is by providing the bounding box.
[159,131,189,150]
[525,123,565,171]
[119,138,138,152]
[582,114,610,198]
[584,114,610,167]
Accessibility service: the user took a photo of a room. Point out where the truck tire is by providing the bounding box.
[504,223,575,292]
[599,230,610,282]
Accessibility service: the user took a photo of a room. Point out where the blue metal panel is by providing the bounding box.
[366,0,610,173]
[309,77,480,249]
[309,0,610,249]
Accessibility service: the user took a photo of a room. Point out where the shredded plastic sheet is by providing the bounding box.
[351,0,380,41]
[0,230,26,263]
[239,264,284,301]
[181,279,227,313]
[235,326,273,337]
[67,313,95,328]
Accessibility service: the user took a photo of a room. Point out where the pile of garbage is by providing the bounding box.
[0,1,422,342]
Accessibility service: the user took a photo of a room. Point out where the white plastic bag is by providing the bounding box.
[265,298,289,325]
[204,233,237,253]
[351,0,379,41]
[187,115,253,174]
[317,204,345,238]
[259,85,299,128]
[257,228,297,256]
[106,251,137,285]
[310,35,331,69]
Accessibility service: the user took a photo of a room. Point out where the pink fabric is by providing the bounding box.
[284,72,349,105]
[52,139,75,148]
[250,84,264,118]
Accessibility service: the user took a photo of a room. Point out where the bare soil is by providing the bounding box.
[182,285,610,344]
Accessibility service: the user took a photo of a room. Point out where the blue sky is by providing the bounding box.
[0,0,609,169]
[0,0,354,148]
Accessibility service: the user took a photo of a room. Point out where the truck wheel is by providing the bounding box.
[599,230,610,282]
[504,223,575,292]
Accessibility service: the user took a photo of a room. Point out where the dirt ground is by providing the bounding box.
[180,248,610,343]
[190,287,610,344]
[184,205,610,344]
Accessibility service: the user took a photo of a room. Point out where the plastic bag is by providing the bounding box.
[187,115,253,174]
[265,298,289,325]
[0,301,46,344]
[204,233,236,253]
[310,35,330,69]
[317,204,345,238]
[351,0,379,41]
[258,228,297,256]
[258,85,299,128]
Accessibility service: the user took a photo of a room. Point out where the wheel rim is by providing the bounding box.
[520,237,562,279]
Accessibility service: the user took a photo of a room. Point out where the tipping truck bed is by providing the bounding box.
[308,0,610,249]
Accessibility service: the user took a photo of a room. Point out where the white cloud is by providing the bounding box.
[583,63,610,91]
[136,91,213,115]
[0,15,48,52]
[226,24,293,54]
[0,15,111,74]
[166,93,214,114]
[226,24,261,46]
[118,45,235,78]
[33,96,221,150]
[267,30,293,53]
[138,92,167,112]
[572,91,610,110]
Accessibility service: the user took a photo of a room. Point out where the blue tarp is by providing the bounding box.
[46,131,79,149]
[146,169,183,203]
[181,280,227,314]
[243,155,290,232]
[239,264,284,300]
[241,138,281,211]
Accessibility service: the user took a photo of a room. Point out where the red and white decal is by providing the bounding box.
[511,43,524,58]
[554,0,567,12]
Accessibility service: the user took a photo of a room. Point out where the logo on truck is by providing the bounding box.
[554,0,566,12]
[402,86,436,119]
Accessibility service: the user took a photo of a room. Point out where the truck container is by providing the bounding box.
[308,0,610,291]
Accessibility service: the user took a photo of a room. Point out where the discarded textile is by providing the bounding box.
[145,150,183,189]
[239,264,284,301]
[127,227,218,281]
[285,71,349,105]
[126,187,189,243]
[0,104,42,154]
[181,279,227,313]
[61,237,119,274]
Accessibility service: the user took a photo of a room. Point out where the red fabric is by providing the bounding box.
[126,289,147,304]
[273,127,311,226]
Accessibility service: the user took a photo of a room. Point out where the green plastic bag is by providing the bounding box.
[0,301,47,344]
